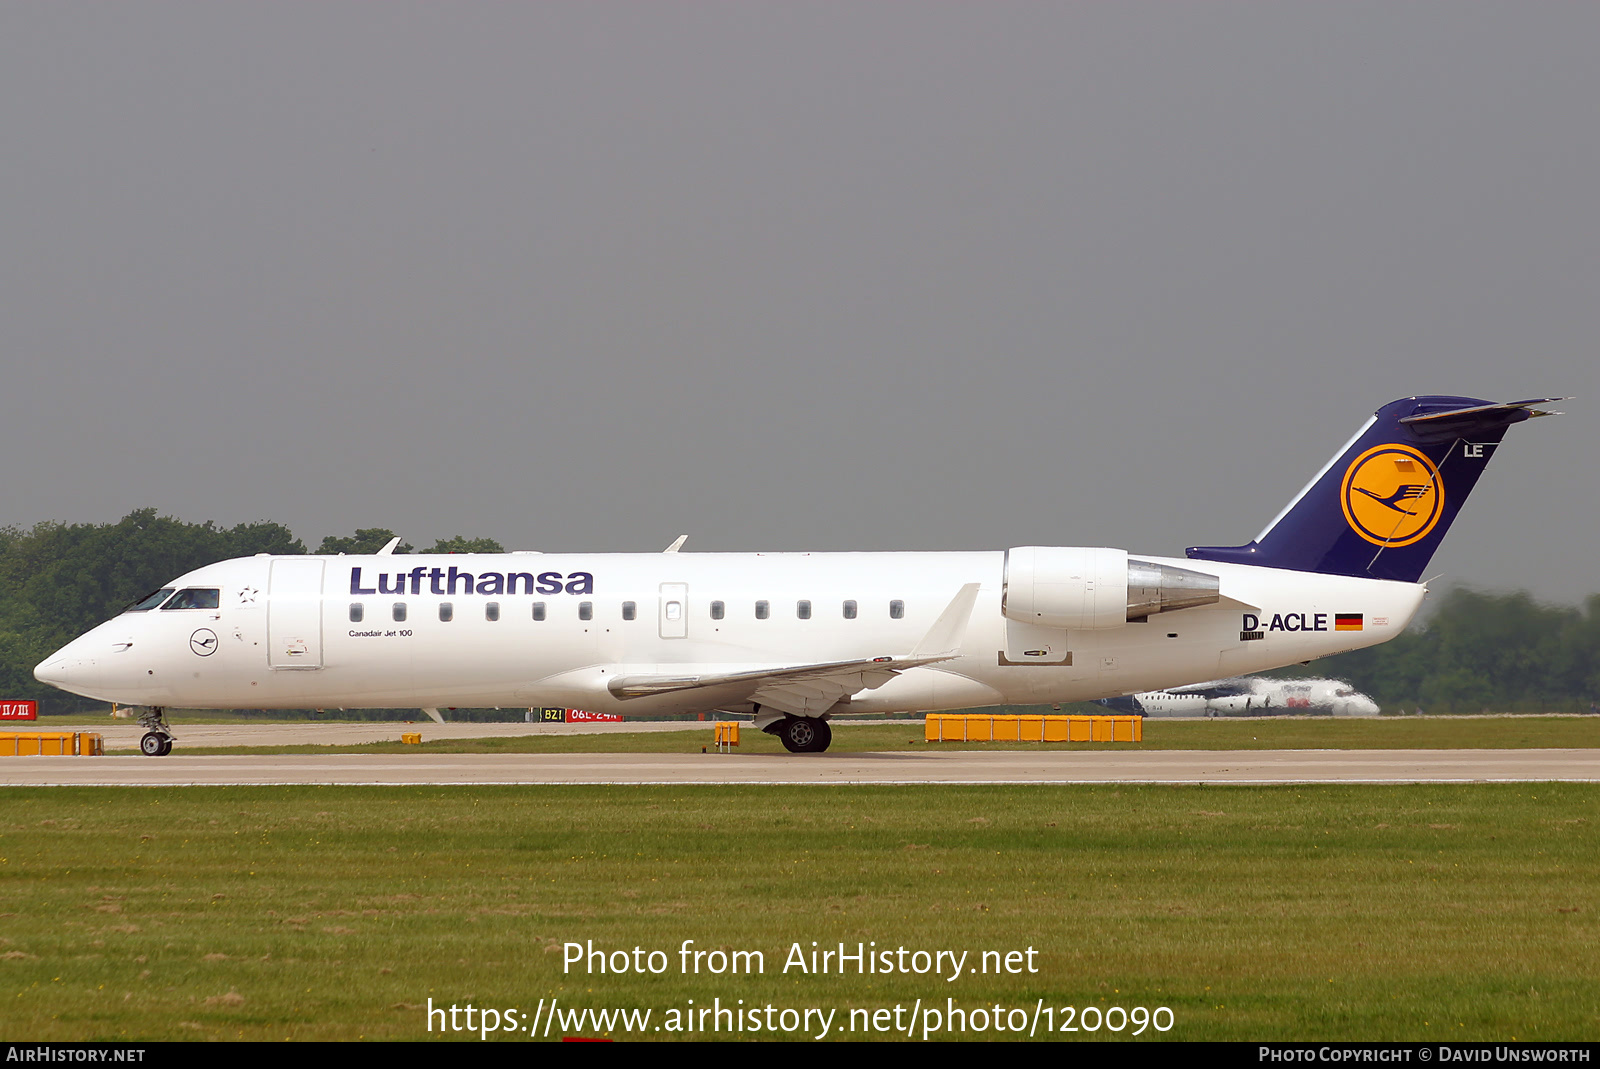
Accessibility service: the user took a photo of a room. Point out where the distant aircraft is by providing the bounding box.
[34,396,1559,755]
[1098,677,1380,717]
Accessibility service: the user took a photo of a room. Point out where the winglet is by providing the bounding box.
[663,535,687,553]
[377,537,403,556]
[420,707,445,724]
[911,583,982,659]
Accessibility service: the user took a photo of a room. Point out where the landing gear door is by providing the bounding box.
[659,583,688,640]
[268,559,325,669]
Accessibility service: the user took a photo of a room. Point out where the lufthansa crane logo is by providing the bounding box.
[189,629,219,657]
[1340,444,1444,547]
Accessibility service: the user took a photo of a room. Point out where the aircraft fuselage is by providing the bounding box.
[36,550,1423,716]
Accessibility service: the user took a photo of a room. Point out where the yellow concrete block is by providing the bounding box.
[76,733,104,756]
[991,715,1019,741]
[1018,715,1044,741]
[714,722,740,747]
[401,732,421,745]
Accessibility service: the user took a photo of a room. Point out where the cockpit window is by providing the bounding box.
[123,588,175,613]
[162,588,221,610]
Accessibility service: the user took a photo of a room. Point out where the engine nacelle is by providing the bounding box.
[1003,547,1127,629]
[1002,547,1221,630]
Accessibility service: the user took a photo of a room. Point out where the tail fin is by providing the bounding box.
[1186,395,1562,582]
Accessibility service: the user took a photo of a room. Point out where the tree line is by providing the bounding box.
[2,509,1596,713]
[0,510,500,707]
[1315,587,1600,714]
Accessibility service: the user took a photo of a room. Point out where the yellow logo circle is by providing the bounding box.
[1340,444,1444,547]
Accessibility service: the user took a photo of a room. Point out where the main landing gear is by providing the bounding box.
[775,716,832,754]
[136,707,174,757]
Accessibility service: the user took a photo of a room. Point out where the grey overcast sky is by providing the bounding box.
[1,4,1595,604]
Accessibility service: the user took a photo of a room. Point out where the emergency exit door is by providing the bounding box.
[659,583,688,639]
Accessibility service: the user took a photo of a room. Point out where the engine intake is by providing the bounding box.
[1003,547,1220,630]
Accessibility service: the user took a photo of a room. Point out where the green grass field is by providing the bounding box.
[1,783,1596,1041]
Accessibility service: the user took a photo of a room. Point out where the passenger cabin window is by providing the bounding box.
[622,601,636,621]
[579,602,593,621]
[710,600,725,620]
[439,602,453,622]
[842,600,857,619]
[485,602,500,622]
[755,600,769,620]
[349,603,364,623]
[393,603,407,622]
[796,600,811,620]
[124,588,174,613]
[532,602,546,621]
[163,588,221,610]
[889,600,905,619]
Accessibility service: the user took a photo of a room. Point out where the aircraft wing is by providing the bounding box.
[606,653,943,714]
[605,583,982,716]
[1163,678,1252,698]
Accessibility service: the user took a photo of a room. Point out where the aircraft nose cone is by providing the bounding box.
[34,655,82,688]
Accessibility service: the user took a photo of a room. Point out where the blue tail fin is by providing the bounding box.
[1186,396,1562,582]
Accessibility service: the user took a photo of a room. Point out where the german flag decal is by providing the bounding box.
[1335,613,1364,631]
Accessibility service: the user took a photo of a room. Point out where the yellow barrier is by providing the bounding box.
[924,715,1142,743]
[714,722,740,751]
[401,732,421,745]
[0,732,104,756]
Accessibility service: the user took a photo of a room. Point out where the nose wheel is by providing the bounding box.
[135,707,175,756]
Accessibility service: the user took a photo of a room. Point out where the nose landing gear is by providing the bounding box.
[136,707,174,757]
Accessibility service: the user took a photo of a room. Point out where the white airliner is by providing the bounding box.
[34,396,1560,755]
[1098,677,1381,717]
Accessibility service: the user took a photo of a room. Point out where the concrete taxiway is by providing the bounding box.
[1,718,713,751]
[1,748,1596,786]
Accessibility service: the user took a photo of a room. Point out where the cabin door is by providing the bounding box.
[267,558,325,669]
